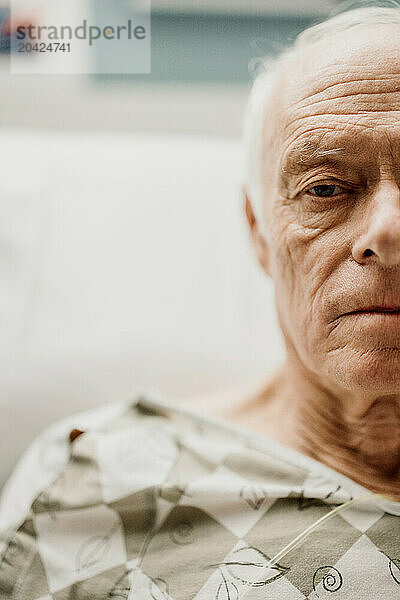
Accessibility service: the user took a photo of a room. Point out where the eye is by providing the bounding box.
[305,183,347,198]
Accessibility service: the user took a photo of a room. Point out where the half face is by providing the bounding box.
[262,24,400,397]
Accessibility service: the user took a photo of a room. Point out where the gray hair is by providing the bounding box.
[244,1,400,237]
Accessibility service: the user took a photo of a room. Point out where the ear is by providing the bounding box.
[243,187,271,277]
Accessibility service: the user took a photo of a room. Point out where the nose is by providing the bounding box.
[352,181,400,266]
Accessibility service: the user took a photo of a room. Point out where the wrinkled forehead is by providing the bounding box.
[269,23,400,172]
[280,23,400,104]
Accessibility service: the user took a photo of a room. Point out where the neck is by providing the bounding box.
[272,356,400,500]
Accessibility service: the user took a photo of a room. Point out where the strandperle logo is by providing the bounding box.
[16,19,147,46]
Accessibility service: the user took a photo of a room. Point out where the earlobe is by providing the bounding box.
[254,226,272,277]
[243,189,271,277]
[244,190,256,229]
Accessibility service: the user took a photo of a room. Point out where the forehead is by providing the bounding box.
[272,23,400,172]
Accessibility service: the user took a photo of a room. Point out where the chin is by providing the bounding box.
[327,347,400,396]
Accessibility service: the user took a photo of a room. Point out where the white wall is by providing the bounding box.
[0,57,248,136]
[0,130,286,487]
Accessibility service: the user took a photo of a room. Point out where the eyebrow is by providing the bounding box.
[280,141,348,177]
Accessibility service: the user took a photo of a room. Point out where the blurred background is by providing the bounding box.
[0,0,338,487]
[0,0,337,133]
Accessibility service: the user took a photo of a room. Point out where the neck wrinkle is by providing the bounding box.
[281,357,400,500]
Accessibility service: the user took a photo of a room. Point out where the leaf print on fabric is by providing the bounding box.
[127,566,172,600]
[224,546,289,586]
[149,576,170,600]
[75,520,121,572]
[323,485,343,502]
[216,574,239,600]
[312,566,343,593]
[297,484,352,510]
[299,481,353,510]
[388,558,400,585]
[239,483,269,510]
[206,544,289,587]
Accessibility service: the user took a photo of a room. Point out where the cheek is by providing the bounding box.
[269,199,345,289]
[270,220,344,360]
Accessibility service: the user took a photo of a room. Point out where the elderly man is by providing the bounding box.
[2,4,400,600]
[222,4,400,500]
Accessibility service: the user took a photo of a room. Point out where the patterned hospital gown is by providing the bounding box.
[1,391,400,599]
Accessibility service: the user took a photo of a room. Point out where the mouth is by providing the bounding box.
[330,306,400,325]
[344,307,400,316]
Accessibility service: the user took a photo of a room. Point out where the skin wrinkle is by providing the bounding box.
[384,127,398,166]
[284,70,400,112]
[284,171,356,205]
[284,115,399,144]
[281,132,400,195]
[279,125,374,178]
[281,155,347,184]
[215,23,400,498]
[299,92,400,112]
[295,74,400,103]
[284,80,400,128]
[294,79,400,111]
[287,92,393,115]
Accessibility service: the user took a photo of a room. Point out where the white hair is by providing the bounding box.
[243,1,400,237]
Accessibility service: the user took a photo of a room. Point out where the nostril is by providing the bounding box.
[363,248,373,257]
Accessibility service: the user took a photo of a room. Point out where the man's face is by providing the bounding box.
[259,24,400,397]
